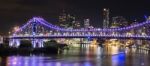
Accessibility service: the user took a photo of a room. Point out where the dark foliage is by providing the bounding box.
[19,40,33,48]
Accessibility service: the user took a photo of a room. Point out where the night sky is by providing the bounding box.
[0,0,150,35]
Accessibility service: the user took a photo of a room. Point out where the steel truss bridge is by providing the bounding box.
[9,17,150,47]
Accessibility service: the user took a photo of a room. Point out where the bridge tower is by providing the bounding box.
[31,18,44,48]
[9,26,20,47]
[9,17,44,48]
[9,38,20,47]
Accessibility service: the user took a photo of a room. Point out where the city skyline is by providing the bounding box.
[0,1,150,66]
[0,0,150,35]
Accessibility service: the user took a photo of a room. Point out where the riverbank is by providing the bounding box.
[0,44,68,56]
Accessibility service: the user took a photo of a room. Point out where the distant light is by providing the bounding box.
[14,26,19,32]
[144,15,148,20]
[103,8,106,11]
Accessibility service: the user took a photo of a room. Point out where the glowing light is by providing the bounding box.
[14,26,19,32]
[10,17,150,40]
[103,8,107,11]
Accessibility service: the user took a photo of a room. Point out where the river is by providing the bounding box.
[0,44,149,66]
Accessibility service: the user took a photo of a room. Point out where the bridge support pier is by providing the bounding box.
[9,39,20,47]
[32,39,44,48]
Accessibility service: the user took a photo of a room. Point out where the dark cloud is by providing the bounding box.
[17,0,50,5]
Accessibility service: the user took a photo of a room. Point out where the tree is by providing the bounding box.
[19,40,33,48]
[44,40,58,48]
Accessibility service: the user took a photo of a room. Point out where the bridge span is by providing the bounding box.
[9,17,150,48]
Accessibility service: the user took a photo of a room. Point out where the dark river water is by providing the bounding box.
[0,45,150,66]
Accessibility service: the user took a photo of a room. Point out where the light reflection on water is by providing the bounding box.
[0,44,150,66]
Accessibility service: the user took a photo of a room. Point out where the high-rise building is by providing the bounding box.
[0,36,3,44]
[147,16,150,20]
[111,16,128,28]
[145,16,150,35]
[73,21,81,28]
[59,10,75,28]
[103,8,110,28]
[84,19,90,28]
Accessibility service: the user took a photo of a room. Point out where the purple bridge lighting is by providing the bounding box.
[9,17,150,48]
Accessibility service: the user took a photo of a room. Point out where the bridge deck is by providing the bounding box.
[9,36,150,40]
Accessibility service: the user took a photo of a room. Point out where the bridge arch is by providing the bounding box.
[9,17,150,48]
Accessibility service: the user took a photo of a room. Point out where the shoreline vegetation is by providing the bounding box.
[0,39,149,56]
[0,40,69,56]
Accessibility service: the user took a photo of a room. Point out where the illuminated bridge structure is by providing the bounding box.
[9,17,150,47]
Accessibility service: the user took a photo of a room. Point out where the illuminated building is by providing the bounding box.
[0,36,3,44]
[147,16,150,20]
[103,8,110,28]
[111,16,128,28]
[146,16,150,35]
[72,21,81,28]
[84,18,90,28]
[59,10,76,28]
[109,16,128,46]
